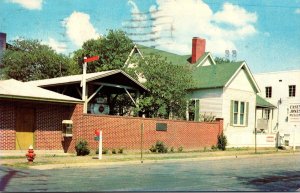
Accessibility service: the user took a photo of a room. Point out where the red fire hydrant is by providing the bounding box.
[26,145,36,164]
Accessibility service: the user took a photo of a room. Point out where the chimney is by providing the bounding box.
[0,32,6,51]
[191,37,206,64]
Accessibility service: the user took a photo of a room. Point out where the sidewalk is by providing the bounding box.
[1,148,299,170]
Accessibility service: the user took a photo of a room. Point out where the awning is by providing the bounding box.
[256,95,276,108]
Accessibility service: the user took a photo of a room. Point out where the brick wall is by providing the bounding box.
[0,101,223,152]
[0,100,16,150]
[35,103,74,150]
[0,99,74,150]
[69,104,223,153]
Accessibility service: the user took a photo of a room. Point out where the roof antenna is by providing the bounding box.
[232,50,237,61]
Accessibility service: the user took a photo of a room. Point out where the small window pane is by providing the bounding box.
[240,102,245,113]
[234,113,238,124]
[234,101,239,112]
[240,114,244,125]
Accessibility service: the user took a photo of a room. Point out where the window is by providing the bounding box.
[289,85,296,97]
[263,109,271,120]
[231,100,248,126]
[265,87,272,98]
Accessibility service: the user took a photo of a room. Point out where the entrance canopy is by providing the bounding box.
[27,70,148,115]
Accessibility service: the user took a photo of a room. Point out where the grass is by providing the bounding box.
[1,148,298,169]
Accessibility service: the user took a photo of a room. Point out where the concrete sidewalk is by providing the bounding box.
[0,150,73,157]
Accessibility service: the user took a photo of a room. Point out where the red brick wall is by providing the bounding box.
[1,101,223,152]
[0,100,16,150]
[69,104,223,153]
[35,103,74,150]
[0,99,74,150]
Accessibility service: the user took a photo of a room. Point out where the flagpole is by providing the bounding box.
[82,57,87,113]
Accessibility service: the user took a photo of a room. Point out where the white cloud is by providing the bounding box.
[63,11,100,47]
[8,0,43,10]
[213,3,257,27]
[128,0,258,56]
[43,38,67,53]
[295,8,300,14]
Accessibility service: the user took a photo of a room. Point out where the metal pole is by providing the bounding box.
[293,125,296,152]
[141,114,145,163]
[99,130,102,160]
[82,57,87,113]
[141,121,144,163]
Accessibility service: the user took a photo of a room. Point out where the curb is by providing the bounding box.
[28,152,300,170]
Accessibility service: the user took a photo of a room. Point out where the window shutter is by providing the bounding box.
[245,102,249,126]
[230,100,233,126]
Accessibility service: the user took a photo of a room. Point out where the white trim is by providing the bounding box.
[124,88,137,107]
[124,45,144,66]
[195,53,216,67]
[224,61,261,93]
[232,100,247,126]
[87,85,104,103]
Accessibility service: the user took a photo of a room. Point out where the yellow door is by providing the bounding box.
[15,107,35,150]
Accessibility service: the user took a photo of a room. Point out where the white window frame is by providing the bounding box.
[289,85,296,97]
[232,100,247,126]
[265,86,272,98]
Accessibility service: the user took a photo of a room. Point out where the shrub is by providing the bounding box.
[102,148,109,154]
[211,145,218,151]
[112,149,117,154]
[96,148,109,154]
[149,141,168,153]
[118,148,124,154]
[75,139,90,156]
[156,141,168,153]
[149,145,157,153]
[170,147,175,153]
[217,132,228,151]
[177,146,183,152]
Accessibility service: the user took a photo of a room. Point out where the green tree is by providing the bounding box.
[73,29,133,73]
[134,54,194,119]
[214,56,231,64]
[1,39,79,81]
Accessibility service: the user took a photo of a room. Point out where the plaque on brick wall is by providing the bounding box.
[156,123,167,131]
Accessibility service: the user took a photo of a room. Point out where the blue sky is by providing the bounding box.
[0,0,299,73]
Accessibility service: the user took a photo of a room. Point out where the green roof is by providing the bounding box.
[137,44,191,65]
[190,62,244,89]
[137,45,213,66]
[256,95,276,108]
[134,45,259,92]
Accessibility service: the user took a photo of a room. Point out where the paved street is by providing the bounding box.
[1,154,300,192]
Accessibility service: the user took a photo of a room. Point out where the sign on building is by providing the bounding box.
[288,103,300,122]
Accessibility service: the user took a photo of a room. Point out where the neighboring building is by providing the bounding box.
[254,70,300,148]
[125,37,272,147]
[0,79,81,150]
[0,32,6,76]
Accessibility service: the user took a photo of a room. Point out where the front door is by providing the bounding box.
[15,107,35,150]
